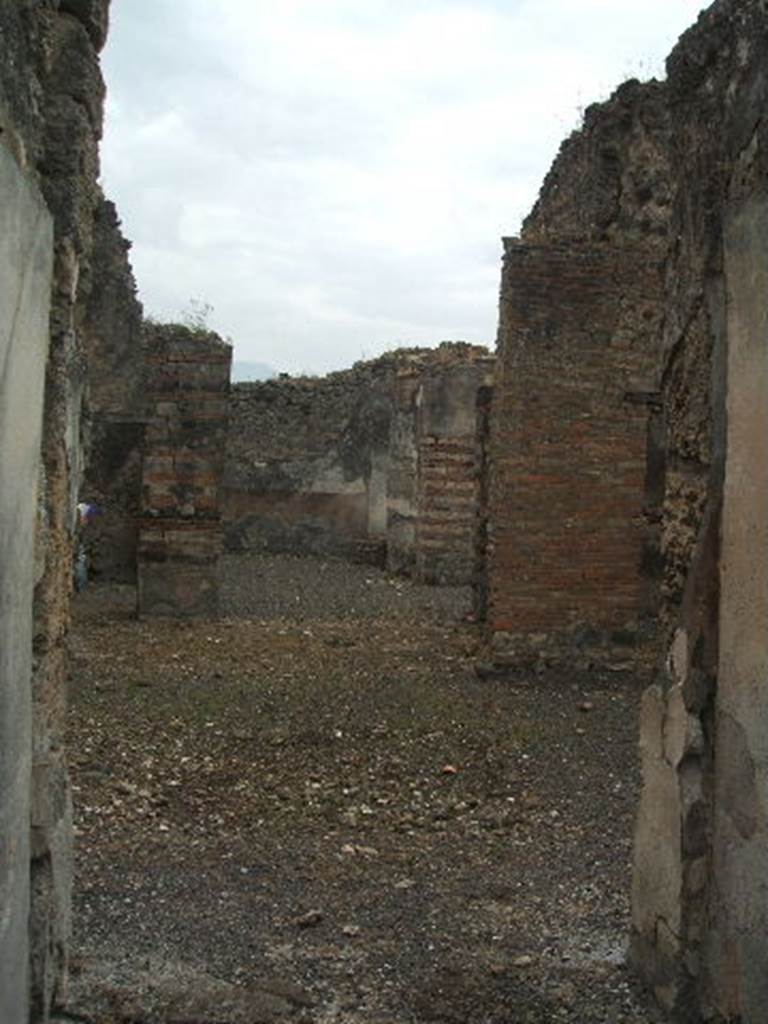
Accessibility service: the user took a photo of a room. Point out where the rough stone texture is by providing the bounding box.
[486,80,671,666]
[384,360,422,575]
[0,2,113,1019]
[223,344,493,583]
[138,324,232,618]
[0,143,54,1024]
[627,4,768,1021]
[31,6,111,1016]
[80,197,145,583]
[481,2,768,1016]
[224,356,394,561]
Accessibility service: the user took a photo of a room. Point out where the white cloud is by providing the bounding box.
[101,0,707,374]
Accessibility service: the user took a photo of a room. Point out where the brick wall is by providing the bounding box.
[138,325,231,617]
[484,76,672,667]
[414,359,494,585]
[487,240,663,662]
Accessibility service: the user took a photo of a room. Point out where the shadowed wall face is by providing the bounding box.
[223,366,393,563]
[709,197,768,1020]
[0,1,115,1019]
[81,198,145,583]
[622,4,768,1020]
[0,144,53,1024]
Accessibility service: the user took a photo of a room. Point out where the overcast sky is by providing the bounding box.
[101,0,707,375]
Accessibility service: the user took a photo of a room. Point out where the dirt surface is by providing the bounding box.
[63,554,664,1024]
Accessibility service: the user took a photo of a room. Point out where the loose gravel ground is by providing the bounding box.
[63,554,665,1024]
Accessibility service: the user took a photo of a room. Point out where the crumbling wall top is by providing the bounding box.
[523,78,672,246]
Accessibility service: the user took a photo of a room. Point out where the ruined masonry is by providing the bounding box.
[139,325,232,617]
[224,343,494,586]
[629,4,768,1019]
[2,0,768,1023]
[486,78,670,668]
[484,1,768,1019]
[0,1,113,1020]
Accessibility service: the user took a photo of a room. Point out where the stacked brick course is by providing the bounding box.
[138,325,232,617]
[414,355,494,585]
[488,240,664,660]
[486,78,671,666]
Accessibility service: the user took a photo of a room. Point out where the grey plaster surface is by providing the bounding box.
[0,144,53,1024]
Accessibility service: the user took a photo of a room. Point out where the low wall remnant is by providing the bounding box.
[223,344,494,585]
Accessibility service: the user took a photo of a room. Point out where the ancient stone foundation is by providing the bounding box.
[138,324,232,618]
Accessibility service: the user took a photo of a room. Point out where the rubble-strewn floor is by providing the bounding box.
[64,554,664,1024]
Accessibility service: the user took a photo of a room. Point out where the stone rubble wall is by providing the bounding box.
[224,344,493,583]
[224,357,394,561]
[630,2,768,1020]
[384,361,422,575]
[0,1,115,1020]
[484,0,768,1017]
[138,324,232,618]
[80,197,145,583]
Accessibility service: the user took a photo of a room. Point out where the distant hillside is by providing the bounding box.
[232,360,277,382]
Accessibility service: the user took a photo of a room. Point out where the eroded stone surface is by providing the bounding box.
[0,143,54,1024]
[224,343,494,585]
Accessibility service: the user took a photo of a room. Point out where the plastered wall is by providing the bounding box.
[0,142,53,1024]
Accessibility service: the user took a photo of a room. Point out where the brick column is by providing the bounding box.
[487,239,663,665]
[138,326,232,617]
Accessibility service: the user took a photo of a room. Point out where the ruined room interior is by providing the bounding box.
[1,1,767,1022]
